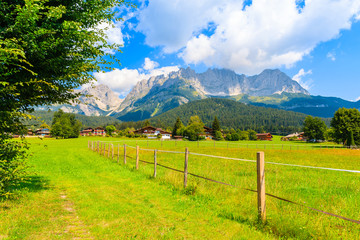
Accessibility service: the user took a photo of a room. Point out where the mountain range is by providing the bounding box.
[36,68,360,120]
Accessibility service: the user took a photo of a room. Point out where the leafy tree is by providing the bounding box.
[51,110,82,139]
[214,130,224,141]
[303,116,327,141]
[248,130,258,140]
[39,123,50,129]
[212,116,221,132]
[172,117,184,136]
[1,0,127,197]
[143,120,151,128]
[238,130,249,140]
[231,132,240,141]
[184,116,204,141]
[106,125,116,136]
[324,128,335,142]
[225,134,232,141]
[331,108,360,145]
[347,130,355,147]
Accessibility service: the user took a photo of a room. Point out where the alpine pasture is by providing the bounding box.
[1,137,359,239]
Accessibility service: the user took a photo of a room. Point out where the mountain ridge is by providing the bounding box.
[112,67,309,121]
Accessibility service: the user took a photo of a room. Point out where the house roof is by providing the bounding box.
[256,133,272,136]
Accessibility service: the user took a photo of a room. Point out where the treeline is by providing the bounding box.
[147,98,324,135]
[24,111,121,129]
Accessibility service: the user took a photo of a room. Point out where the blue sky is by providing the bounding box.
[94,0,360,101]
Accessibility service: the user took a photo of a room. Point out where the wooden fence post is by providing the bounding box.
[153,149,157,178]
[108,144,110,158]
[124,144,127,164]
[88,141,90,149]
[112,144,114,159]
[117,144,120,163]
[97,141,100,153]
[136,145,139,170]
[184,147,189,188]
[257,151,266,223]
[103,143,106,156]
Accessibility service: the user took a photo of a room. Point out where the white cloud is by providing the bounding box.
[327,52,336,61]
[136,0,360,74]
[93,68,143,96]
[143,57,159,70]
[136,0,220,53]
[355,96,360,102]
[94,21,124,54]
[93,58,179,97]
[293,68,313,90]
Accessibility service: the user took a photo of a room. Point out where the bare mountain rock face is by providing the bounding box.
[112,68,309,121]
[36,84,123,116]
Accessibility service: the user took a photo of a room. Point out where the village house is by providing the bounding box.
[80,128,94,136]
[133,126,172,140]
[256,133,273,141]
[281,132,305,141]
[35,128,51,137]
[27,129,33,136]
[94,127,106,136]
[200,126,215,140]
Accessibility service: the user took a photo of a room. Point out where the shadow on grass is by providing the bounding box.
[218,210,313,239]
[1,175,50,204]
[16,175,50,192]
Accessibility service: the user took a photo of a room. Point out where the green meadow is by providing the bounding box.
[1,137,359,239]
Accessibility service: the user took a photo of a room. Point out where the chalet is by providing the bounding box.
[281,132,305,141]
[200,126,215,140]
[80,128,94,136]
[256,133,273,141]
[35,128,51,137]
[27,129,33,136]
[133,126,171,140]
[94,127,106,136]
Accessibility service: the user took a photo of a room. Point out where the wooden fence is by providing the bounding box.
[87,140,360,225]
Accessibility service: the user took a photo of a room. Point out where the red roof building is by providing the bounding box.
[256,133,273,141]
[134,126,172,140]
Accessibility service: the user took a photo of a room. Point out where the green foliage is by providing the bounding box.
[184,116,204,141]
[214,131,224,141]
[324,128,335,142]
[303,116,327,141]
[0,140,29,198]
[106,125,116,136]
[39,123,50,129]
[238,131,249,140]
[248,130,257,140]
[347,131,355,147]
[172,117,184,136]
[1,0,128,197]
[212,116,221,132]
[51,110,81,139]
[331,108,360,145]
[143,120,151,128]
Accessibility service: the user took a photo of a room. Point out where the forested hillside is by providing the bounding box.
[149,98,330,134]
[24,111,121,129]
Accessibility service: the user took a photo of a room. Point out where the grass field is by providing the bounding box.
[1,137,359,239]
